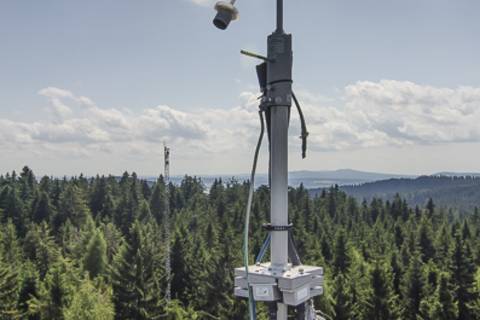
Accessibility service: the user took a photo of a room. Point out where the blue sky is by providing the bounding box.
[1,0,480,176]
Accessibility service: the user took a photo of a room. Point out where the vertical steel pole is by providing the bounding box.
[270,106,289,268]
[269,0,289,319]
[276,0,283,33]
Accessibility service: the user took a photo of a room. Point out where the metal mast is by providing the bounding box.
[164,142,171,303]
[213,1,323,320]
[269,1,290,318]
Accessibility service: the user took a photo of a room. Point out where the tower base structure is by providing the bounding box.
[234,263,323,306]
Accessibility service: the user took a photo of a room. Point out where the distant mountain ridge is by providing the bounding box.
[309,175,480,213]
[145,169,414,189]
[142,169,480,211]
[433,172,480,177]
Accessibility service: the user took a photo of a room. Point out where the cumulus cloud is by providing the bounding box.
[343,80,480,146]
[1,81,480,164]
[0,87,262,160]
[287,80,480,152]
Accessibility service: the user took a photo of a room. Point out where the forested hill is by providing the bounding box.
[310,175,480,213]
[161,169,413,189]
[1,167,480,319]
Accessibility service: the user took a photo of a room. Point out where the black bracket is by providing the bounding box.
[262,223,293,231]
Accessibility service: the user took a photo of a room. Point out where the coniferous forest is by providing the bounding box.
[1,166,480,320]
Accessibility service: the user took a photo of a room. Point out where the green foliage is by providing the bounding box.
[451,233,480,319]
[0,220,22,266]
[63,278,114,320]
[331,273,353,320]
[57,185,90,229]
[361,262,399,320]
[0,168,480,319]
[401,253,425,320]
[164,300,205,320]
[332,229,351,275]
[427,274,458,320]
[110,221,164,320]
[17,262,40,320]
[150,176,167,224]
[0,251,19,320]
[28,263,71,320]
[0,185,26,235]
[32,191,54,224]
[23,223,60,278]
[82,229,107,278]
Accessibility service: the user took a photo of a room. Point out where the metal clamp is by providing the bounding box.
[262,223,293,231]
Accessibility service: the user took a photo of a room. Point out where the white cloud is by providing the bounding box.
[0,88,261,161]
[2,81,480,172]
[190,0,215,6]
[285,80,480,152]
[343,80,480,146]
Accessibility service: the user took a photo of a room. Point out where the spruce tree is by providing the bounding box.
[435,223,452,265]
[150,177,167,225]
[333,229,351,275]
[0,252,19,320]
[63,277,114,320]
[331,274,353,320]
[23,223,60,279]
[19,166,36,202]
[461,220,472,241]
[114,190,138,236]
[0,220,22,267]
[426,198,435,218]
[111,221,164,320]
[451,234,479,320]
[362,262,398,320]
[418,217,435,262]
[428,275,458,320]
[99,188,116,222]
[28,262,72,320]
[205,229,236,318]
[320,234,333,262]
[17,262,40,320]
[390,252,402,296]
[0,186,26,235]
[83,230,108,278]
[170,226,191,305]
[401,254,424,320]
[57,185,90,229]
[31,191,54,224]
[101,223,123,262]
[89,176,108,218]
[138,200,153,223]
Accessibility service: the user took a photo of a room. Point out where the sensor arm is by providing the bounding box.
[241,50,273,62]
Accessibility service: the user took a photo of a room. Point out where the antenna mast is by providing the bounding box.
[212,1,323,319]
[164,142,171,303]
